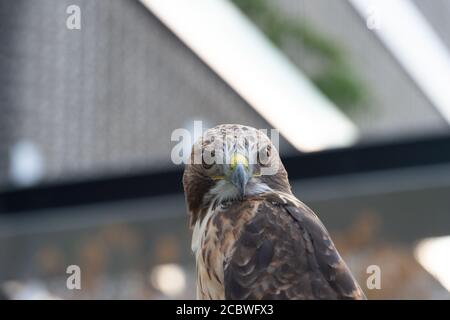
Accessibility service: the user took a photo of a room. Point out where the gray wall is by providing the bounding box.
[1,0,449,188]
[0,0,274,187]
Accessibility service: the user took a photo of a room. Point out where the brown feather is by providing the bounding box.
[183,124,366,300]
[223,193,366,300]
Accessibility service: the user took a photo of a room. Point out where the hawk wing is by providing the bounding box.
[223,193,366,300]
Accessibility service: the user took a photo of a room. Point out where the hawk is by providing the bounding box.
[183,124,366,300]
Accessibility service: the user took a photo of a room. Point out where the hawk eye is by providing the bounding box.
[202,150,215,169]
[265,145,272,157]
[258,145,271,167]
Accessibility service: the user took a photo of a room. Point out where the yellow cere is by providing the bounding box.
[210,153,262,180]
[230,153,249,170]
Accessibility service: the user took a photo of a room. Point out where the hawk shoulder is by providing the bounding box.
[223,192,366,300]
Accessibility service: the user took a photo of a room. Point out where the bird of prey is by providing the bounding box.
[183,124,366,300]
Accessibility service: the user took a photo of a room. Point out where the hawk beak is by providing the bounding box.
[229,160,250,199]
[230,163,249,198]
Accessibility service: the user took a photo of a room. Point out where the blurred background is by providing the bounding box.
[1,0,450,299]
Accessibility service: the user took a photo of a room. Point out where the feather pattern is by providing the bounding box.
[192,192,366,300]
[183,124,366,300]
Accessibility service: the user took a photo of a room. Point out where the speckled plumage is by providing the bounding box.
[183,124,366,300]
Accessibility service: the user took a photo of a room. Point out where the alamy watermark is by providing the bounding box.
[66,265,81,290]
[171,121,280,176]
[66,5,81,30]
[365,4,382,30]
[366,264,381,290]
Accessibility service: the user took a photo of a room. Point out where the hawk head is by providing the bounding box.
[183,124,292,226]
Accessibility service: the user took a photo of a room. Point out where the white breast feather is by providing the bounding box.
[191,180,274,300]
